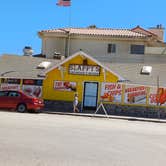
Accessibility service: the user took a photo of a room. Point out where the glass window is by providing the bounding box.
[108,44,116,53]
[23,79,35,85]
[130,45,145,54]
[1,78,8,83]
[8,91,20,97]
[23,79,43,86]
[7,79,21,84]
[35,80,43,86]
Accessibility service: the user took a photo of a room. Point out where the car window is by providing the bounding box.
[24,92,35,97]
[8,92,20,97]
[0,91,8,96]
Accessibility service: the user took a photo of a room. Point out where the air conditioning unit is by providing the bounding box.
[141,66,152,75]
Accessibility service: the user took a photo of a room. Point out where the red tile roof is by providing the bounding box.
[39,27,147,38]
[131,26,158,37]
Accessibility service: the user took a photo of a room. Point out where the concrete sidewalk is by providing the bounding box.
[42,110,166,123]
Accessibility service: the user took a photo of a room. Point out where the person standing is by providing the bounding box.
[73,93,79,113]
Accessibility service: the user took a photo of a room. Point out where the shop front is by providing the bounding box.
[42,51,121,111]
[0,78,43,98]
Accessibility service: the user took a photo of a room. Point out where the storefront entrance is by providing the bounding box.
[83,82,99,110]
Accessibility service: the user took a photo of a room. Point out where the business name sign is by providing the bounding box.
[69,64,100,76]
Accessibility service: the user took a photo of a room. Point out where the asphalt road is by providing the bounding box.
[0,111,166,166]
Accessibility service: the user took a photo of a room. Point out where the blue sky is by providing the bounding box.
[0,0,166,55]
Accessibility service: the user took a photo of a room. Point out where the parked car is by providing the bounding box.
[0,90,44,113]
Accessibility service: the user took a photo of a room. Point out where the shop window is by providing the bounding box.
[23,79,35,85]
[23,79,43,86]
[1,78,8,83]
[1,78,20,84]
[7,79,20,84]
[130,45,145,54]
[107,44,116,53]
[35,80,43,86]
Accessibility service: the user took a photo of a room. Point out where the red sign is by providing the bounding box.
[54,81,76,91]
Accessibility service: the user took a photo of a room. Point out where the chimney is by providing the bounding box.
[148,24,165,42]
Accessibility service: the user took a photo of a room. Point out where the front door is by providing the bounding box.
[83,82,98,110]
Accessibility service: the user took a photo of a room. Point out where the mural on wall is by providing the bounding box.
[149,87,166,106]
[22,85,42,98]
[22,79,43,97]
[100,82,122,103]
[22,79,42,98]
[124,85,148,104]
[54,81,77,91]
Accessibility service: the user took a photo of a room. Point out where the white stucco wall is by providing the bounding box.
[145,47,166,55]
[42,37,66,58]
[42,37,146,62]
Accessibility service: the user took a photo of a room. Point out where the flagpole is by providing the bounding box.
[57,0,72,57]
[68,4,72,28]
[67,4,72,57]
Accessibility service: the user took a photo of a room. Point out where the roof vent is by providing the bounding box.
[37,61,51,69]
[53,51,61,59]
[87,25,97,29]
[141,66,152,75]
[23,46,34,56]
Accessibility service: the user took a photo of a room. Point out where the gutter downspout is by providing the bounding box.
[59,29,71,58]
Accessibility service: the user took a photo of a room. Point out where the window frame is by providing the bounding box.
[107,44,116,54]
[130,44,145,54]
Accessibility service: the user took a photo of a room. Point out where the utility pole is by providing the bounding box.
[157,75,160,119]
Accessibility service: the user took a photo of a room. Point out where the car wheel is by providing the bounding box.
[17,104,27,113]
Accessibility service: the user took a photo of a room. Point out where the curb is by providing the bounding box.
[42,111,166,123]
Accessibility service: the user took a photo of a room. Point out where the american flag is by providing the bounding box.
[56,0,71,7]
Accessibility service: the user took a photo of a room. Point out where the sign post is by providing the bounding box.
[93,102,109,118]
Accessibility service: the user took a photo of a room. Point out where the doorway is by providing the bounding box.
[83,82,99,110]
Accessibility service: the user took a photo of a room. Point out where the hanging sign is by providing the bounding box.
[22,85,42,98]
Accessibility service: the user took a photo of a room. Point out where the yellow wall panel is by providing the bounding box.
[42,54,119,102]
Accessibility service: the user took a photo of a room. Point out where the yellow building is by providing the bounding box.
[43,51,123,110]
